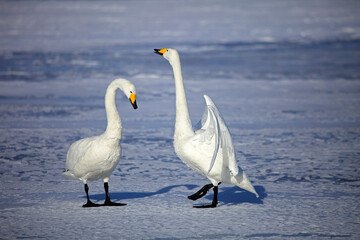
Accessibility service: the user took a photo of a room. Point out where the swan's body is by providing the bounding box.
[64,135,121,182]
[154,48,258,207]
[63,78,137,207]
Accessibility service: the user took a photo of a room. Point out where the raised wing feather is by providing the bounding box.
[194,95,239,176]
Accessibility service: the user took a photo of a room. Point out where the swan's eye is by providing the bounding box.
[130,91,132,93]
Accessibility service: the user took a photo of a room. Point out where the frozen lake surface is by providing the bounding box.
[0,1,360,239]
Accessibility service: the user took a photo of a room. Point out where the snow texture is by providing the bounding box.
[0,0,360,239]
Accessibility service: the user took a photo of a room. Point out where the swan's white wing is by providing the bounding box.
[206,105,220,174]
[193,104,209,131]
[65,136,98,171]
[194,95,239,176]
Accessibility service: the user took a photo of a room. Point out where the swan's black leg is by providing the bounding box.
[188,183,214,200]
[212,185,219,207]
[193,185,219,208]
[82,184,101,208]
[103,182,126,206]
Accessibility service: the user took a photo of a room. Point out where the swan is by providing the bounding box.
[154,48,258,208]
[62,78,137,207]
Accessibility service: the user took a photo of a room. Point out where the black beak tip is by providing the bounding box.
[154,49,162,55]
[132,100,138,109]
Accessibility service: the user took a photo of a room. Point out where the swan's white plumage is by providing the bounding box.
[63,135,121,183]
[158,48,258,197]
[63,78,136,184]
[194,95,238,176]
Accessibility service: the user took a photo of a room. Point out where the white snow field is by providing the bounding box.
[0,0,360,239]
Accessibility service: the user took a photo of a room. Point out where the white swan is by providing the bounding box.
[63,78,137,207]
[154,48,258,208]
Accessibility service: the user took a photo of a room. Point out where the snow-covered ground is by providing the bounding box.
[0,0,360,239]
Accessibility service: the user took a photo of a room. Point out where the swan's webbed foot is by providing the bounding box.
[193,203,217,208]
[102,182,126,206]
[82,200,101,208]
[83,184,101,207]
[103,200,127,207]
[192,185,219,208]
[188,183,214,201]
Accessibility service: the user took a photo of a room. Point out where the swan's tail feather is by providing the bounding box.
[234,171,259,198]
[62,170,77,180]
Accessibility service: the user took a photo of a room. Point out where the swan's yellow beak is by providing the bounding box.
[154,48,167,56]
[129,93,137,109]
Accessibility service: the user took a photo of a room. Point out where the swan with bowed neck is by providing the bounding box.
[63,78,137,207]
[154,48,258,208]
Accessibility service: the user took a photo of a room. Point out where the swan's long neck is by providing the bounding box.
[171,55,194,138]
[104,82,122,138]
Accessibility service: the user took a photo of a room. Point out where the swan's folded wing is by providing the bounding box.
[202,95,239,176]
[65,137,94,171]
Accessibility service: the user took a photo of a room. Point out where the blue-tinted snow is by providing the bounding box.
[0,0,360,239]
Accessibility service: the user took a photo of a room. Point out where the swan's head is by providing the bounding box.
[125,82,138,110]
[154,48,179,65]
[113,78,137,109]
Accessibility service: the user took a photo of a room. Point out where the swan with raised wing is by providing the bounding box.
[154,48,258,208]
[63,78,137,207]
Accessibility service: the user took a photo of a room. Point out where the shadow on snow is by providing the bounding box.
[86,184,266,206]
[207,185,267,205]
[88,184,198,201]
